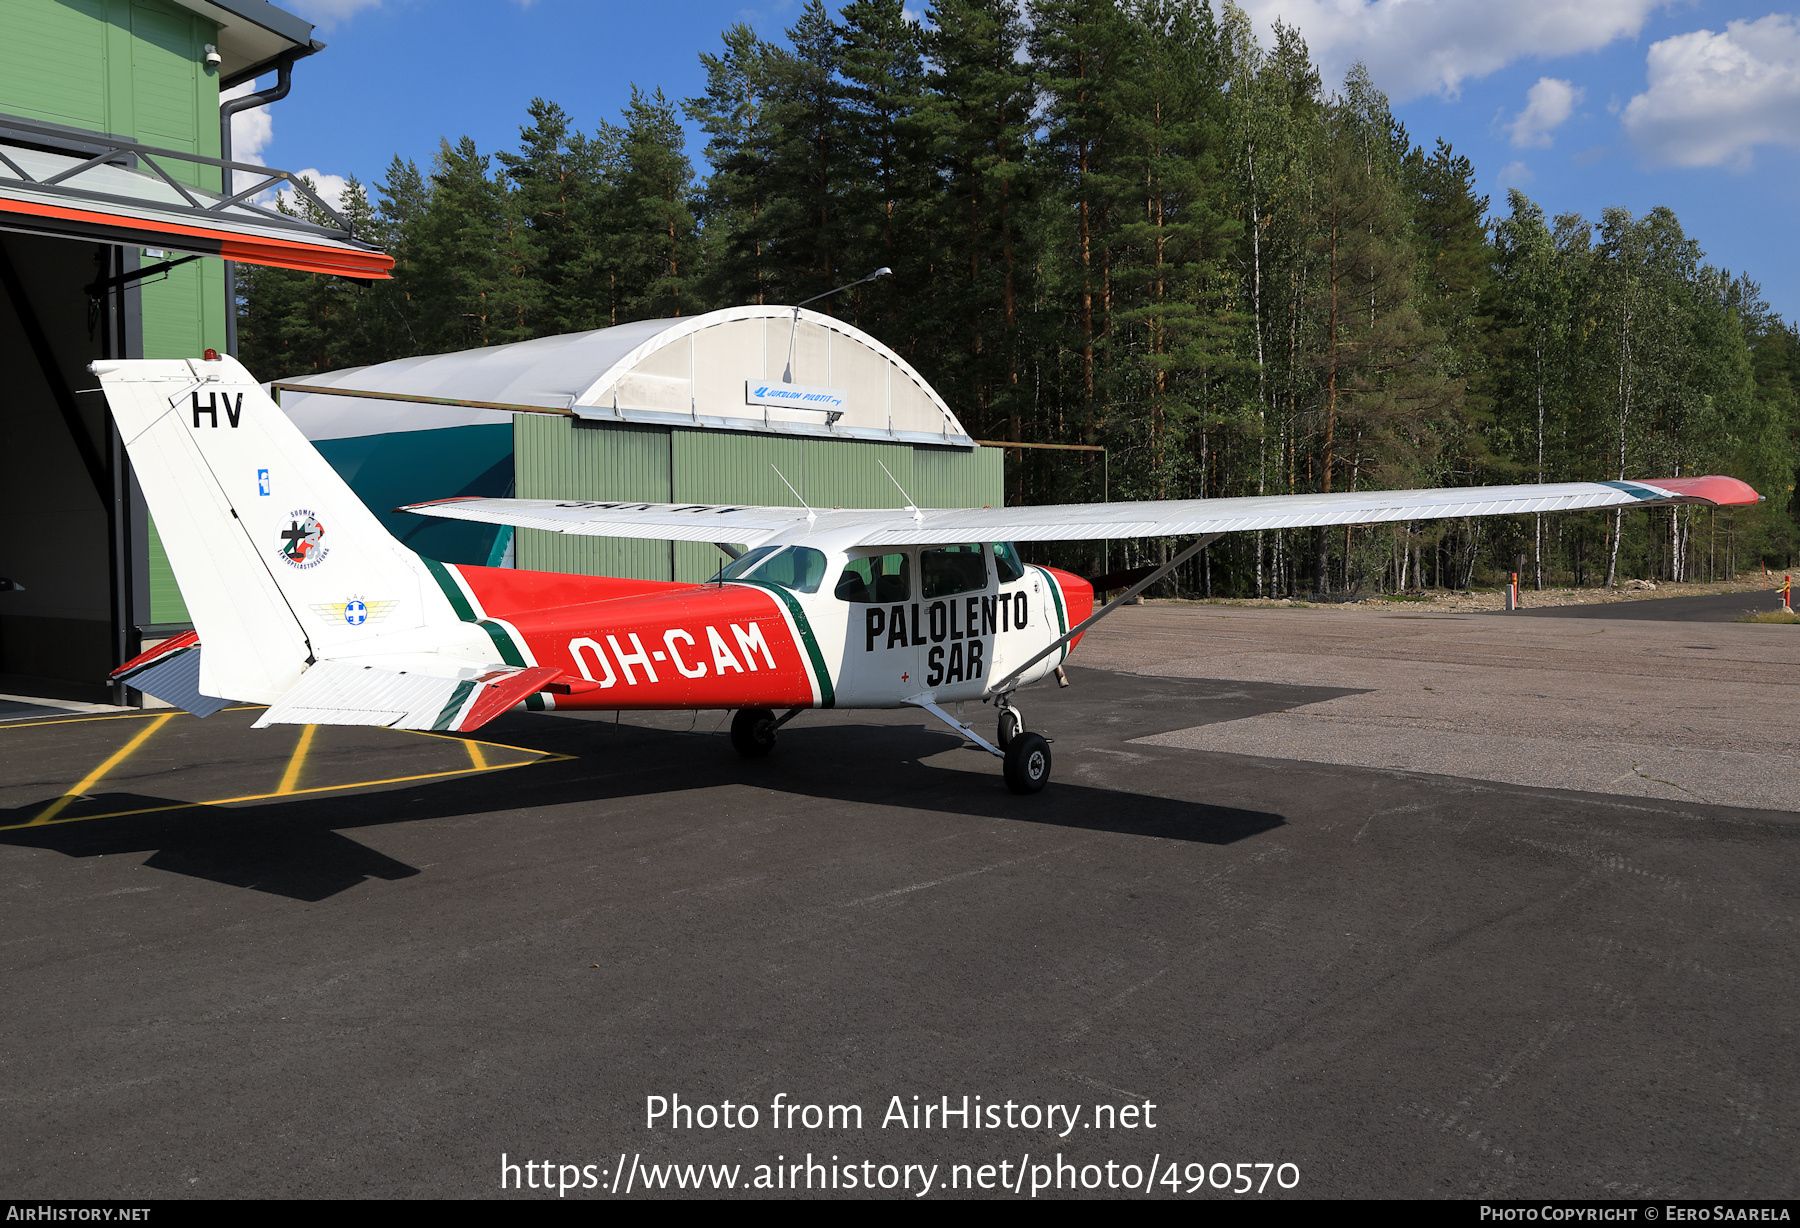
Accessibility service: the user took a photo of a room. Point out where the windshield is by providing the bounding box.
[993,542,1026,583]
[721,545,829,594]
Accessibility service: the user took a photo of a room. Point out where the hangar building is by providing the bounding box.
[0,0,390,702]
[273,306,1003,586]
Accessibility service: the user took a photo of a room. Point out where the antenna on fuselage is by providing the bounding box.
[770,464,817,527]
[878,459,924,524]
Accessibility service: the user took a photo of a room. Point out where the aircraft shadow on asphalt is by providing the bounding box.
[0,669,1354,902]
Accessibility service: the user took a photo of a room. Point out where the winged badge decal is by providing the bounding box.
[309,599,399,626]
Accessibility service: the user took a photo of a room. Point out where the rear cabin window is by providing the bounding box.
[920,544,988,598]
[835,553,910,603]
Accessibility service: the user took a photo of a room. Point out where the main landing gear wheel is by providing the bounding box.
[997,706,1025,751]
[1003,732,1052,795]
[730,708,778,758]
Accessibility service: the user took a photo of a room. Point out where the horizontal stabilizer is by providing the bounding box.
[109,632,234,718]
[254,660,558,732]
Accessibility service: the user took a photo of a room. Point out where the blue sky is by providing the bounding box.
[242,0,1800,320]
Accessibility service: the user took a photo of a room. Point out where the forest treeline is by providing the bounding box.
[239,0,1800,596]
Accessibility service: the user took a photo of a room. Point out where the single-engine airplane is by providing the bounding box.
[97,354,1760,793]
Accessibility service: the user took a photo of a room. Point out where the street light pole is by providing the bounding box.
[783,267,892,383]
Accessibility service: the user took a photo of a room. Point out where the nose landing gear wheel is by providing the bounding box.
[1003,732,1052,794]
[997,706,1024,750]
[730,707,779,758]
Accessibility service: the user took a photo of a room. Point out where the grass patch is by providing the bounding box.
[1736,609,1800,623]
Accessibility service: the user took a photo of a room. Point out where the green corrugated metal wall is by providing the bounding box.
[514,420,678,580]
[515,416,1004,582]
[1,0,229,626]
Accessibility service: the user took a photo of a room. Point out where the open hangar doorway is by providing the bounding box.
[0,231,143,704]
[0,115,393,706]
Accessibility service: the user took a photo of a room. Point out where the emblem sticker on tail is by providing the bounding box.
[278,509,329,569]
[309,598,396,626]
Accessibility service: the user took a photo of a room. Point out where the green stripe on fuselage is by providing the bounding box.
[423,557,478,622]
[478,620,527,667]
[1036,566,1070,663]
[728,581,835,709]
[423,556,530,684]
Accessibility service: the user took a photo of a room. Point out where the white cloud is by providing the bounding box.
[223,82,351,219]
[1495,160,1535,190]
[282,0,384,31]
[223,81,273,195]
[1234,0,1668,100]
[1508,77,1582,147]
[278,169,352,216]
[1622,14,1800,169]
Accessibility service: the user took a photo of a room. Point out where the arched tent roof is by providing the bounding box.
[275,305,974,447]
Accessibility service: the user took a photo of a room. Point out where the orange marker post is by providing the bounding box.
[1785,575,1792,613]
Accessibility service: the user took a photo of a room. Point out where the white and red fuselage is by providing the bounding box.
[426,543,1095,714]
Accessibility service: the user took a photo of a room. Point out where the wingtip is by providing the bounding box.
[1638,476,1762,507]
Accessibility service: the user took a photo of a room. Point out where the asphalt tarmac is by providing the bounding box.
[0,621,1794,1200]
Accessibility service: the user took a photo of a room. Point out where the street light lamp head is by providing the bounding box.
[783,267,899,382]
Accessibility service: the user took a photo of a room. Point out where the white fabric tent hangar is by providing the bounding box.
[266,306,1003,587]
[274,305,975,449]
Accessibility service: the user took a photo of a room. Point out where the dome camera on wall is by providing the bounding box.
[204,44,222,69]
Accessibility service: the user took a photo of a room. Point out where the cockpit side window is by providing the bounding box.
[993,542,1026,583]
[835,553,910,603]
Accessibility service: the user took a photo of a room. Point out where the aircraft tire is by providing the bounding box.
[997,706,1024,750]
[1003,732,1051,794]
[731,708,778,758]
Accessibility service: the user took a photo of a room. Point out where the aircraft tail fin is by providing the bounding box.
[93,355,498,705]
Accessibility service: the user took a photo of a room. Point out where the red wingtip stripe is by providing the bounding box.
[1636,476,1761,506]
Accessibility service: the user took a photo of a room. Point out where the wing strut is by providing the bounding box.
[989,533,1222,698]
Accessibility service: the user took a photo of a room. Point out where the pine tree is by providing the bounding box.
[610,87,701,320]
[1306,67,1458,589]
[921,0,1038,442]
[1492,190,1570,585]
[411,136,543,349]
[1099,0,1239,501]
[499,98,606,333]
[838,0,932,335]
[1032,0,1133,434]
[758,1,852,303]
[686,25,780,308]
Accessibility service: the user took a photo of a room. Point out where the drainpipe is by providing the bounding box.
[219,48,310,357]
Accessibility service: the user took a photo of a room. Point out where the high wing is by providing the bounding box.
[400,495,811,549]
[402,475,1760,548]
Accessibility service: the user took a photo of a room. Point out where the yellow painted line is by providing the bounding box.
[30,712,177,825]
[0,706,262,731]
[276,724,317,795]
[0,749,576,833]
[465,739,489,770]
